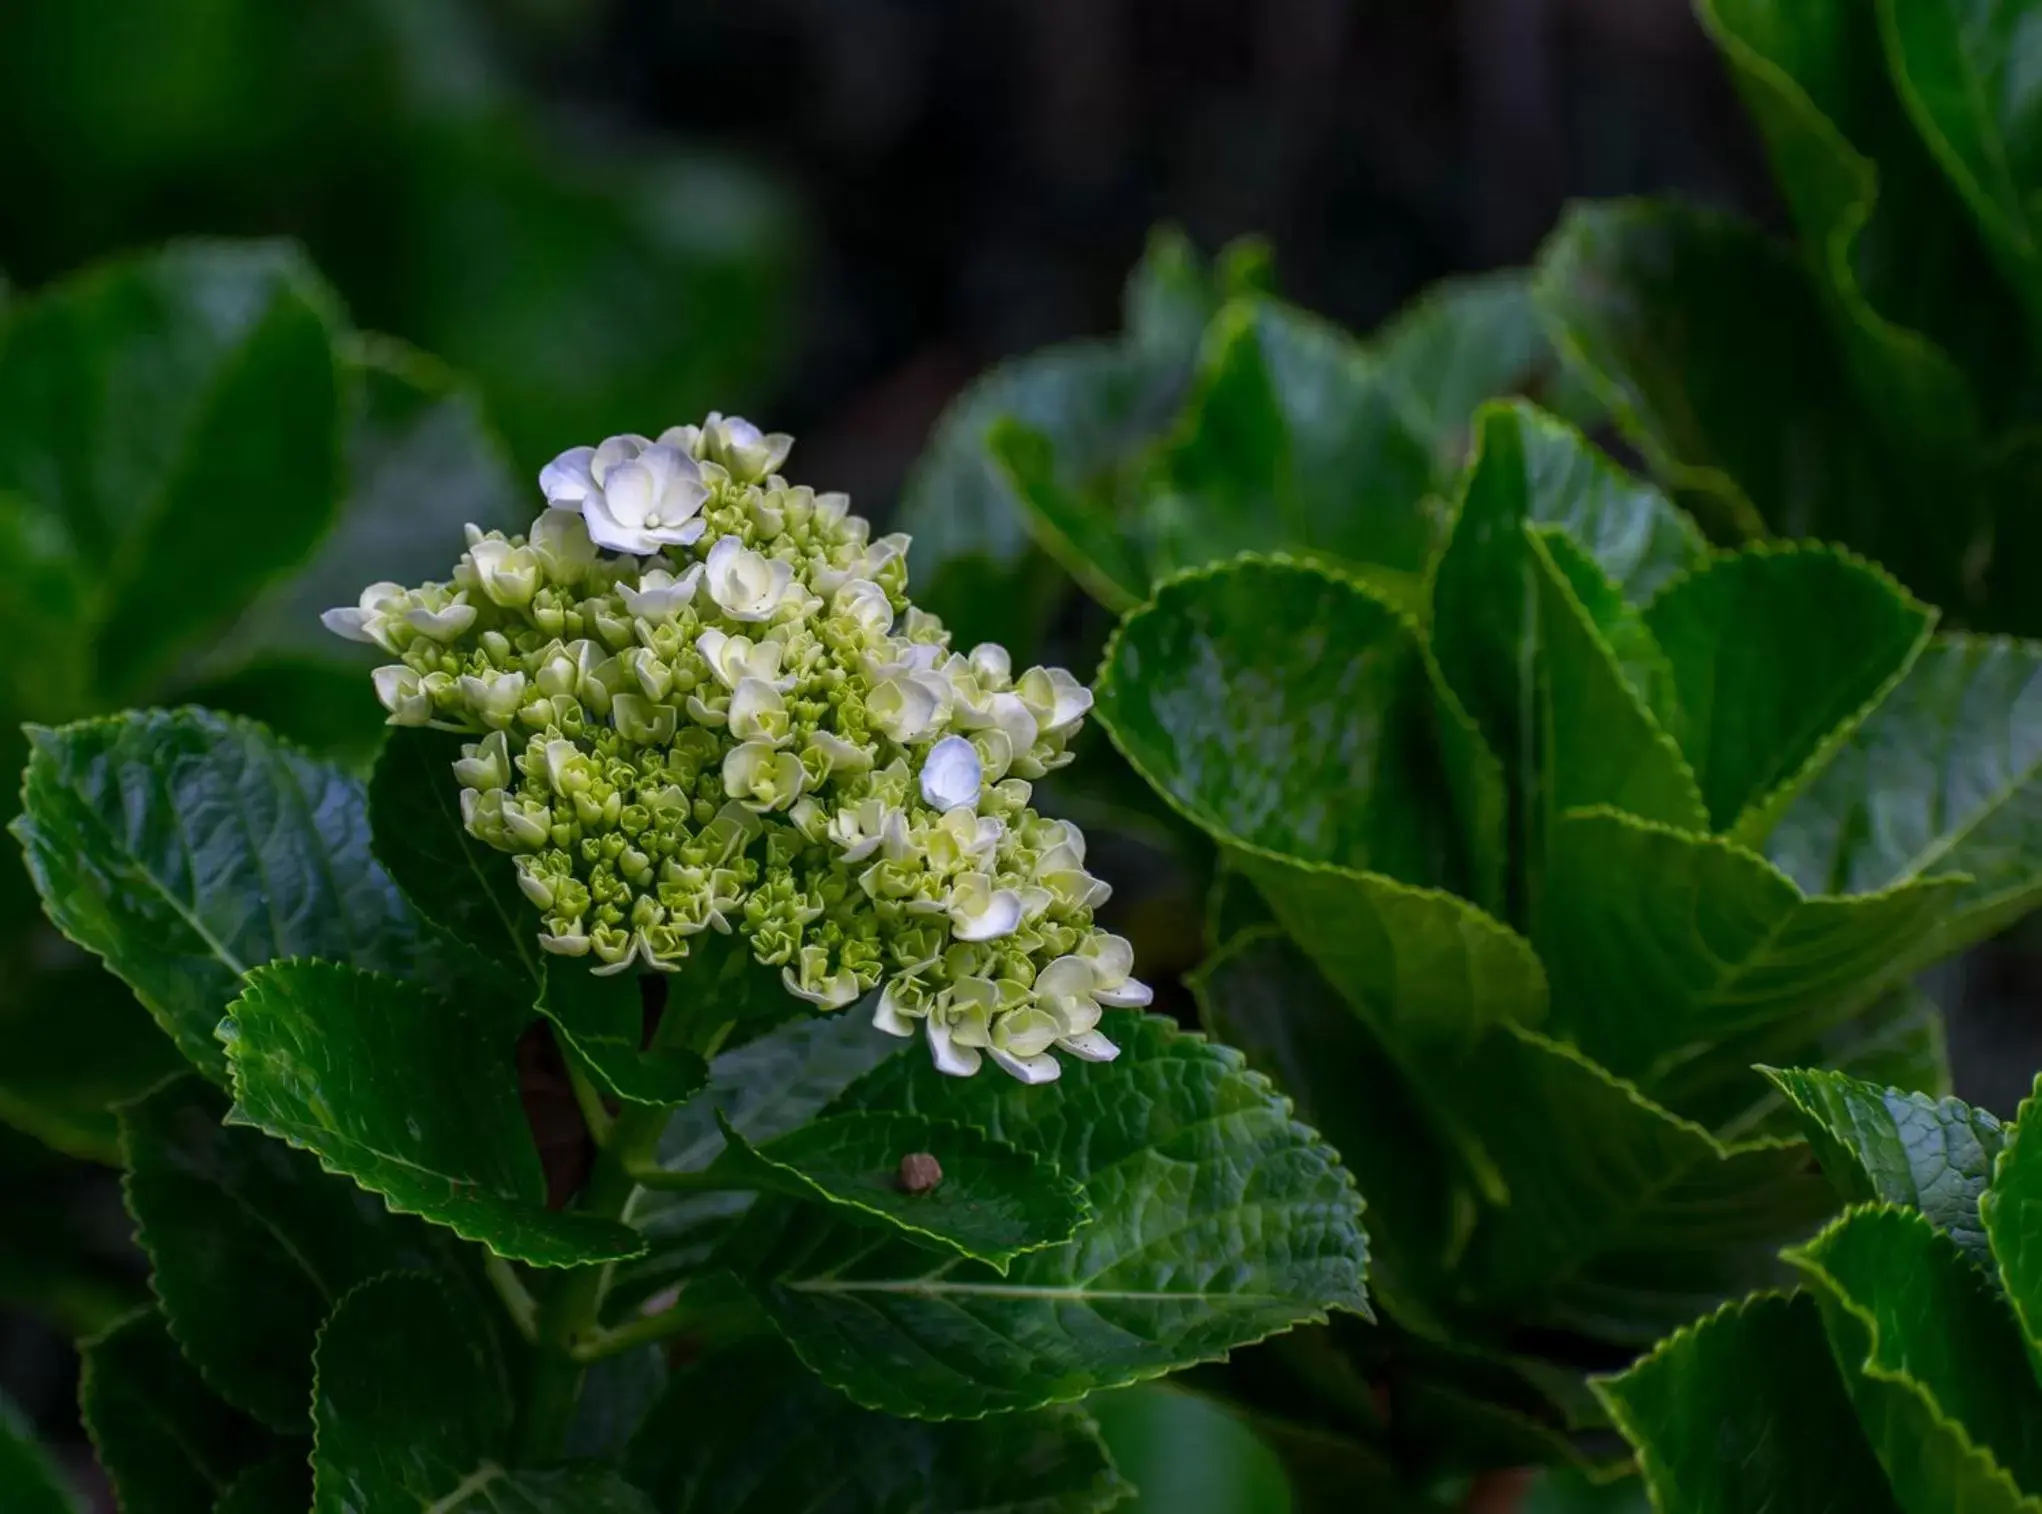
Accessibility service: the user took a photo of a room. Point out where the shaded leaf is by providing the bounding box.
[1768,634,2042,953]
[1091,1385,1291,1514]
[0,1391,79,1514]
[81,1309,279,1514]
[722,1011,1368,1419]
[12,709,436,1080]
[1765,1066,2004,1263]
[1146,299,1437,583]
[0,241,345,699]
[371,725,538,984]
[628,1336,1126,1514]
[1787,1205,2042,1513]
[616,1008,900,1314]
[211,1450,310,1514]
[1641,544,1933,836]
[713,1108,1089,1271]
[1528,526,1706,832]
[1536,807,1961,1086]
[990,417,1148,612]
[313,1273,652,1514]
[1597,1292,1902,1513]
[539,960,707,1108]
[121,1075,468,1431]
[1982,1076,2042,1357]
[1457,1026,1832,1342]
[0,489,89,718]
[222,961,644,1267]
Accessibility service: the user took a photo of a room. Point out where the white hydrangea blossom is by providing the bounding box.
[327,416,1147,1082]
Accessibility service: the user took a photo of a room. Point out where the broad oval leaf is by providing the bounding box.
[1641,544,1934,838]
[1786,1205,2042,1513]
[81,1309,281,1514]
[1098,554,1445,876]
[1536,807,1962,1090]
[11,709,436,1080]
[538,960,708,1109]
[121,1075,470,1432]
[0,241,345,700]
[222,961,644,1267]
[1767,634,2042,954]
[712,1109,1089,1272]
[1764,1066,2004,1264]
[1456,1025,1832,1343]
[1597,1292,1903,1514]
[625,1336,1126,1514]
[719,1011,1368,1419]
[313,1273,653,1514]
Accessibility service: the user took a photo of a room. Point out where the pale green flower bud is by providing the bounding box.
[458,669,527,730]
[700,412,793,483]
[466,538,542,609]
[528,506,599,584]
[373,665,434,726]
[728,678,791,747]
[454,730,512,790]
[705,537,795,623]
[723,741,807,813]
[321,581,409,653]
[612,694,677,746]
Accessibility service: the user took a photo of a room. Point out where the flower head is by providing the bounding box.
[328,417,1136,1082]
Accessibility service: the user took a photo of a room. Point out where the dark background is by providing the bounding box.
[4,0,2032,1502]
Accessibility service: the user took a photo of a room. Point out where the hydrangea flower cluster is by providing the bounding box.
[324,415,1150,1082]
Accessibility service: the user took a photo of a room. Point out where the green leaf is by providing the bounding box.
[616,1009,900,1314]
[1456,1026,1832,1342]
[1430,402,1707,882]
[722,1011,1368,1419]
[1878,0,2042,320]
[1091,1385,1293,1514]
[1528,526,1707,832]
[1147,300,1438,583]
[1535,807,1962,1087]
[0,241,345,700]
[121,1075,472,1432]
[313,1273,653,1514]
[1764,1066,2005,1263]
[81,1309,280,1514]
[0,1391,79,1514]
[1189,928,1462,1327]
[371,725,538,983]
[1371,270,1599,470]
[12,709,438,1080]
[1641,544,1934,836]
[211,1450,310,1514]
[1768,634,2042,953]
[0,948,185,1163]
[538,960,707,1108]
[1983,1076,2042,1360]
[222,960,644,1266]
[627,1336,1126,1514]
[711,1108,1089,1271]
[990,417,1148,612]
[0,489,89,718]
[208,335,523,674]
[1787,1205,2042,1514]
[1598,1292,1903,1514]
[898,342,1182,654]
[1096,554,1464,889]
[1698,0,2012,446]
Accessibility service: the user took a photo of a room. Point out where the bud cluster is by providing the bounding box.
[325,415,1149,1081]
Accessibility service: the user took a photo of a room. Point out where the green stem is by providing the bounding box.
[619,1160,757,1192]
[515,1100,667,1463]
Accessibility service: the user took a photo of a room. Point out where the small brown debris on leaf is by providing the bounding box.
[897,1152,943,1194]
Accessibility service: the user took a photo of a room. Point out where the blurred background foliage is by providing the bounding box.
[1,0,2035,1509]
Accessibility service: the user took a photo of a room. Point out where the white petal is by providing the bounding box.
[873,982,917,1037]
[1057,1030,1121,1063]
[583,493,654,556]
[538,445,594,503]
[920,735,982,811]
[951,887,1022,943]
[926,1016,982,1077]
[320,606,374,644]
[1095,978,1154,1008]
[987,1046,1062,1084]
[1036,955,1097,1000]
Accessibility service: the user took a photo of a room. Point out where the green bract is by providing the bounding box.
[327,416,1149,1085]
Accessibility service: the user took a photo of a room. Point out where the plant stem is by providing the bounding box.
[515,1099,667,1463]
[484,1253,539,1344]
